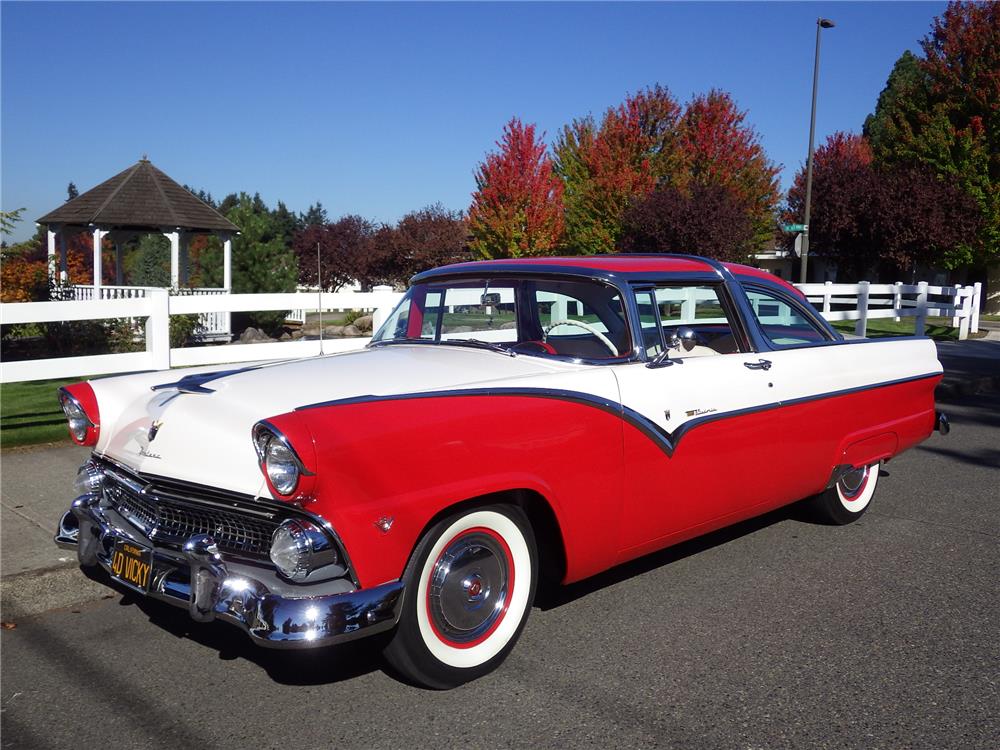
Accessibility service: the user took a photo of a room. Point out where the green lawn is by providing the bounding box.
[1,378,76,448]
[832,316,986,340]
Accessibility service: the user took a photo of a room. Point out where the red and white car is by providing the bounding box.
[55,254,948,688]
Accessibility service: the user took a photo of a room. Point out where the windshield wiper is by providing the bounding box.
[441,339,517,357]
[369,338,516,357]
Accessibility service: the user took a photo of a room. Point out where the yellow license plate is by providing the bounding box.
[110,540,152,592]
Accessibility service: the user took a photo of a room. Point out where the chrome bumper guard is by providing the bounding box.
[55,494,404,649]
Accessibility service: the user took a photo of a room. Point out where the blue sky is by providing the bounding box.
[2,1,945,242]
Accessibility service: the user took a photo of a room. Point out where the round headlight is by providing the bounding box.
[265,439,300,495]
[269,519,339,581]
[61,395,90,442]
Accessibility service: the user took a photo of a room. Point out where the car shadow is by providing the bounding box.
[80,565,389,686]
[535,500,818,611]
[77,495,849,685]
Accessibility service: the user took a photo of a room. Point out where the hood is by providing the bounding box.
[95,345,583,495]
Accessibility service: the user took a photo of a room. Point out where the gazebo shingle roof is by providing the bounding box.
[37,159,239,233]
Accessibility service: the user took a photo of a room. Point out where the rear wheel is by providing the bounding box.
[383,505,537,689]
[808,462,880,525]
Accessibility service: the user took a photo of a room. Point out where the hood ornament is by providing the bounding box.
[147,420,163,442]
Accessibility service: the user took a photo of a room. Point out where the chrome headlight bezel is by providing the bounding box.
[73,459,105,496]
[269,518,340,581]
[252,422,313,497]
[60,391,94,443]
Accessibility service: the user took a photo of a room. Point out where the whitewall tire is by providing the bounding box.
[383,505,537,689]
[808,463,881,525]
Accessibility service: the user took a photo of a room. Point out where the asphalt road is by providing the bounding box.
[2,392,998,749]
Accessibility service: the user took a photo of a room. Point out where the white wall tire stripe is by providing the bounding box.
[415,510,532,669]
[837,464,879,513]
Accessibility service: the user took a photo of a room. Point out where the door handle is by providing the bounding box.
[744,359,772,371]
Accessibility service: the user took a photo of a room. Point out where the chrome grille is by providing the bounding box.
[100,467,279,559]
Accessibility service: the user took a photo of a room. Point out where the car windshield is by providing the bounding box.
[371,277,632,361]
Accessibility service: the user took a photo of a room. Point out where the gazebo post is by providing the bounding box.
[222,233,233,291]
[165,230,180,288]
[47,228,57,287]
[179,232,190,286]
[92,227,103,297]
[59,231,67,284]
[115,242,123,285]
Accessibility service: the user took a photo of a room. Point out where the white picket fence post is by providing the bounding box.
[854,281,870,337]
[915,281,929,336]
[893,282,902,322]
[146,289,171,370]
[971,282,982,334]
[822,280,833,314]
[951,284,963,328]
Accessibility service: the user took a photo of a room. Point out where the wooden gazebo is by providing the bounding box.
[36,158,239,295]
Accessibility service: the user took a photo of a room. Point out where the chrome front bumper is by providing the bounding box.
[55,494,404,649]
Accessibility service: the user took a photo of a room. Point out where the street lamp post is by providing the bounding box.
[800,17,835,283]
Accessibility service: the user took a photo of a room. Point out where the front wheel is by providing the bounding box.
[383,505,537,689]
[807,462,881,525]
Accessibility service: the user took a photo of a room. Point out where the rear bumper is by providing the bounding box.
[55,494,403,649]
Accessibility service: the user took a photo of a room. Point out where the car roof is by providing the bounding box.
[417,255,803,298]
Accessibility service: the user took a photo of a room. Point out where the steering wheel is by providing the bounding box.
[543,319,619,356]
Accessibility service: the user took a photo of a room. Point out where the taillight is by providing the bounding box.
[59,384,100,446]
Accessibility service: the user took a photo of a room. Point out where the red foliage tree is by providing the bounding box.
[555,85,682,254]
[619,184,754,262]
[469,118,564,258]
[293,215,380,291]
[374,204,469,280]
[786,132,981,278]
[677,90,781,252]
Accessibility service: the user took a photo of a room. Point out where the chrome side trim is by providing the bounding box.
[294,373,942,458]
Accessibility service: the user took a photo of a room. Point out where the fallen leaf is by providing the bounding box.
[1,621,17,630]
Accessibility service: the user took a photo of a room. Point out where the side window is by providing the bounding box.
[634,290,663,358]
[650,285,741,357]
[745,287,829,347]
[531,281,629,360]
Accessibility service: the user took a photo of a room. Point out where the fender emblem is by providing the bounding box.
[375,516,394,534]
[685,407,717,417]
[148,420,163,442]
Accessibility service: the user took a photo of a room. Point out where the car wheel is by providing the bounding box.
[809,462,881,525]
[383,504,537,689]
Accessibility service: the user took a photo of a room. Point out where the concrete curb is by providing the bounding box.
[1,564,114,622]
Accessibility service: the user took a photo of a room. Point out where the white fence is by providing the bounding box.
[0,278,984,384]
[68,285,231,340]
[796,280,982,340]
[0,289,402,384]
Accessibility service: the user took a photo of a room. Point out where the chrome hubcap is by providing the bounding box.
[428,531,509,645]
[838,466,869,499]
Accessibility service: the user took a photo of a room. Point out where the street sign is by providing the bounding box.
[782,223,806,232]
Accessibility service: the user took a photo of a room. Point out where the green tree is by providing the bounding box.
[130,234,171,286]
[863,2,1000,267]
[226,193,298,333]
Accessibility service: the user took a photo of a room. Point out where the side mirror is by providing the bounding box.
[671,326,698,352]
[480,293,501,306]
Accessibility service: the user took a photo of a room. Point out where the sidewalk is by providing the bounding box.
[2,337,997,622]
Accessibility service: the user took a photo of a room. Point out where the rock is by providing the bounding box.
[279,332,292,341]
[500,321,518,330]
[291,329,304,339]
[342,324,362,337]
[354,315,374,332]
[323,325,345,337]
[238,326,276,344]
[300,324,321,336]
